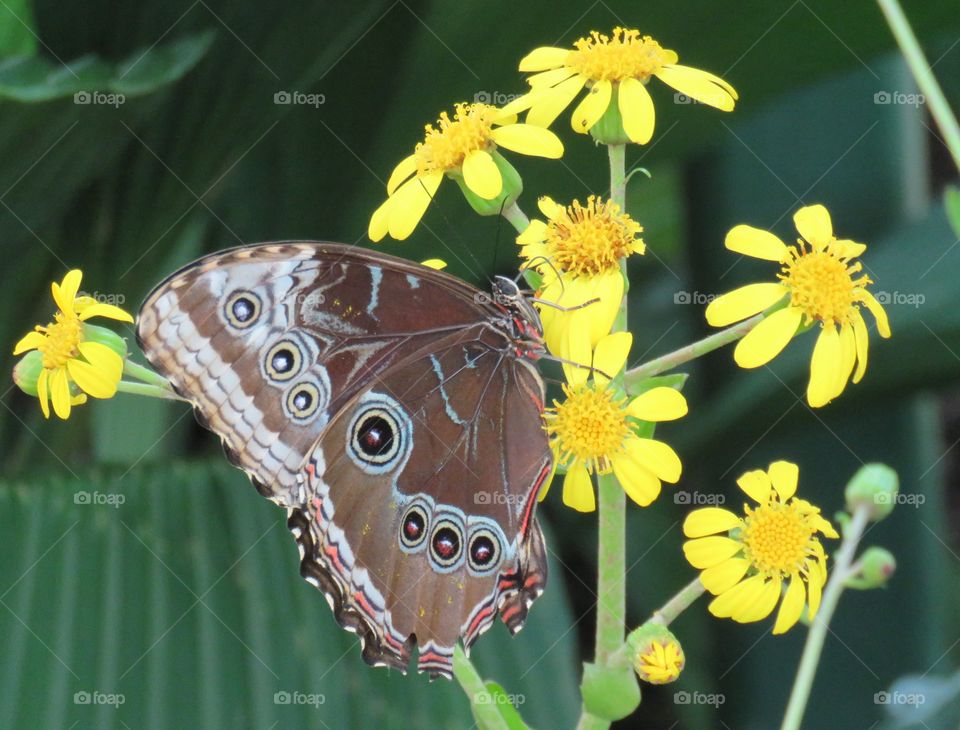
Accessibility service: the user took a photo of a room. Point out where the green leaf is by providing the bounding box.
[480,681,529,730]
[0,0,37,56]
[944,185,960,239]
[632,372,689,395]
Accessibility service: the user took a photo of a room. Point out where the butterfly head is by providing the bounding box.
[491,276,545,357]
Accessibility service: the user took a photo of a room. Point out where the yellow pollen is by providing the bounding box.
[779,242,870,326]
[544,384,631,473]
[414,102,499,175]
[568,27,674,82]
[741,501,816,576]
[544,196,644,276]
[36,312,82,369]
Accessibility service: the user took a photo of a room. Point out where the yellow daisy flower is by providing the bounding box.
[13,270,132,419]
[682,461,838,634]
[503,27,737,144]
[705,204,890,407]
[633,637,685,685]
[518,194,644,359]
[369,102,563,241]
[542,332,687,512]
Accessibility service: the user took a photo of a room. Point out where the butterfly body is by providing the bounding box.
[137,242,552,678]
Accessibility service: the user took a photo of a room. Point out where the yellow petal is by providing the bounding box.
[421,259,446,270]
[387,154,417,195]
[13,330,45,355]
[585,272,623,346]
[626,387,688,422]
[683,536,743,569]
[617,77,655,144]
[527,66,579,89]
[490,124,563,158]
[537,195,563,220]
[807,325,841,408]
[526,75,587,128]
[807,571,823,616]
[708,574,766,619]
[705,283,789,327]
[683,508,742,538]
[856,290,891,338]
[67,357,119,399]
[700,557,751,595]
[538,455,559,502]
[50,367,72,419]
[517,218,547,245]
[52,270,83,314]
[593,331,632,385]
[655,65,737,111]
[773,575,806,634]
[388,172,443,240]
[518,46,571,72]
[836,321,857,396]
[368,196,392,242]
[77,302,133,323]
[570,79,611,134]
[851,309,869,383]
[77,341,123,381]
[612,452,662,507]
[793,204,833,248]
[768,460,799,501]
[733,306,803,368]
[562,465,595,512]
[737,469,772,503]
[36,368,50,419]
[831,238,867,259]
[462,149,502,200]
[736,575,781,622]
[561,310,592,386]
[725,224,788,262]
[628,437,682,483]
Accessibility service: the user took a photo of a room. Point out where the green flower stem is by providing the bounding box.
[609,577,706,668]
[781,505,872,730]
[452,646,508,730]
[623,313,765,390]
[115,380,183,400]
[608,144,627,209]
[876,0,960,172]
[501,199,530,234]
[123,359,173,388]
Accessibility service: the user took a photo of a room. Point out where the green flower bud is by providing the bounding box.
[589,85,632,145]
[848,546,896,589]
[82,323,128,359]
[581,661,641,721]
[454,150,523,217]
[627,623,685,685]
[844,463,899,522]
[13,350,43,396]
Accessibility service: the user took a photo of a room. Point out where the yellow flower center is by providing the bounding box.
[543,196,644,277]
[545,384,631,473]
[741,501,817,576]
[635,640,685,685]
[414,102,498,175]
[568,27,673,82]
[779,242,871,326]
[37,312,82,369]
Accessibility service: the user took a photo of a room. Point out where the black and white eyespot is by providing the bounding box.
[398,502,430,553]
[283,370,331,425]
[429,515,465,572]
[263,338,304,383]
[466,525,503,576]
[346,393,412,475]
[223,290,262,329]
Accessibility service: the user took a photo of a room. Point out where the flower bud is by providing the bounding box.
[454,150,523,216]
[589,86,631,145]
[13,350,43,396]
[849,546,896,589]
[844,463,899,522]
[82,323,128,359]
[627,623,685,685]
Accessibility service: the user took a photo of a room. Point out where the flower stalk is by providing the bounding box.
[452,646,508,730]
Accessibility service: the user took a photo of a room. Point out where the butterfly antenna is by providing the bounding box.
[414,177,488,281]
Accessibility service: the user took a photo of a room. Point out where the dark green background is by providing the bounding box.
[1,1,959,728]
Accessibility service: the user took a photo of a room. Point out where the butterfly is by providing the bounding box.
[136,242,553,678]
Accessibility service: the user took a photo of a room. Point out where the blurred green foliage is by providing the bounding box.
[2,1,960,728]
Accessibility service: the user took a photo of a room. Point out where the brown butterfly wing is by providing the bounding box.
[137,242,499,507]
[289,326,551,678]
